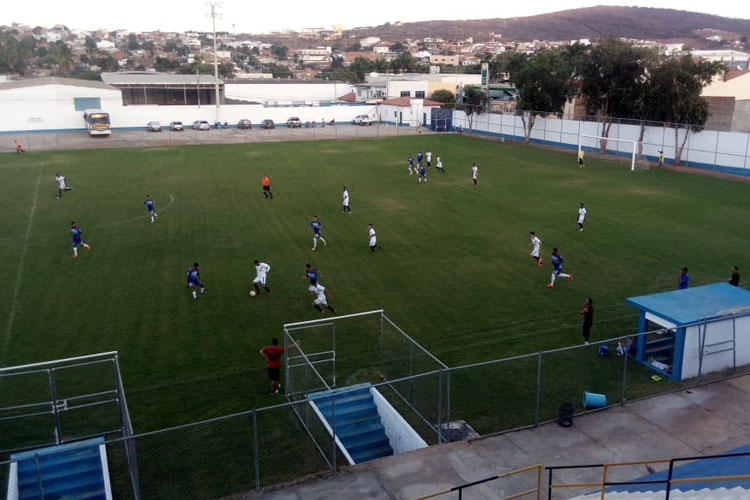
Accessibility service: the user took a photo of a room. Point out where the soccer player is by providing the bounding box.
[144,194,158,223]
[426,150,432,167]
[418,163,427,183]
[260,338,285,395]
[436,155,445,173]
[678,267,689,289]
[303,264,323,292]
[581,298,593,345]
[657,151,665,168]
[69,221,91,258]
[407,154,417,175]
[342,187,351,213]
[261,174,273,199]
[471,163,478,185]
[310,215,327,251]
[577,203,587,231]
[55,173,73,200]
[729,266,740,287]
[529,232,543,266]
[186,262,205,299]
[578,149,585,168]
[417,150,424,166]
[252,260,272,295]
[546,248,573,288]
[312,283,337,316]
[15,140,26,154]
[368,223,380,253]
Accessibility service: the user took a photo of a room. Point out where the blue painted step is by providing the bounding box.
[309,383,394,464]
[11,437,109,500]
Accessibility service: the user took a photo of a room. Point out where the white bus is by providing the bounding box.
[83,109,111,136]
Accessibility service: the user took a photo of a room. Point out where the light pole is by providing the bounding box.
[206,2,222,125]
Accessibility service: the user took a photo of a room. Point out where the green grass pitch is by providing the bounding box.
[1,135,749,490]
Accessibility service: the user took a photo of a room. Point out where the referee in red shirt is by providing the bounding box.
[260,338,286,395]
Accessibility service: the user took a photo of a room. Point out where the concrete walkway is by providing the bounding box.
[230,374,750,499]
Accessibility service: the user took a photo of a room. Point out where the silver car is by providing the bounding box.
[170,121,184,131]
[353,115,373,126]
[147,121,162,132]
[192,120,210,130]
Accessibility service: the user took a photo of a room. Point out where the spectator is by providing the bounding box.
[678,267,689,289]
[729,266,740,287]
[581,298,593,345]
[15,140,26,154]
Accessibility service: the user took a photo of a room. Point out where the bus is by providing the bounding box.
[83,109,111,136]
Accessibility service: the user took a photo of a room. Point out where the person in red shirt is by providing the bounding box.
[261,174,273,199]
[15,140,26,154]
[260,338,285,394]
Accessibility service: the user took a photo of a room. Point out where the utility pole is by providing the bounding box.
[207,2,222,124]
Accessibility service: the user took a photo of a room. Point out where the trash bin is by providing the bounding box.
[558,402,574,427]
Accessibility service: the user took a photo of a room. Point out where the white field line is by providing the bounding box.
[4,163,44,354]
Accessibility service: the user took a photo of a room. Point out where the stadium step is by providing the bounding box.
[11,437,109,500]
[308,383,394,464]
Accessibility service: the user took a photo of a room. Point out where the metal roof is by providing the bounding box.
[0,77,119,92]
[101,72,222,86]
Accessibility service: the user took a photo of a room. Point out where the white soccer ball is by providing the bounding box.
[250,290,257,297]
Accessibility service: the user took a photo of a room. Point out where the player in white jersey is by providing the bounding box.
[529,232,543,266]
[426,150,432,167]
[312,283,337,315]
[471,163,478,185]
[252,260,272,295]
[55,173,73,199]
[577,203,587,231]
[436,156,445,173]
[368,224,380,253]
[342,187,351,213]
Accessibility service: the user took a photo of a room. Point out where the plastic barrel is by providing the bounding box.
[557,402,575,427]
[582,391,607,408]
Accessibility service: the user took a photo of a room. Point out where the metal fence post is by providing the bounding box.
[535,352,542,427]
[34,454,45,499]
[252,410,260,491]
[438,369,443,444]
[332,322,337,388]
[379,313,385,378]
[445,369,451,438]
[621,342,628,405]
[331,394,337,472]
[47,369,61,444]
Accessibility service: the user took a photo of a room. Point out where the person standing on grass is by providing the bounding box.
[70,221,91,258]
[312,283,337,316]
[310,215,327,251]
[260,338,285,395]
[252,260,272,296]
[547,248,573,288]
[436,155,445,173]
[144,194,158,224]
[577,203,587,232]
[261,174,273,199]
[417,150,424,166]
[368,224,380,253]
[578,149,585,169]
[729,266,740,287]
[186,262,205,299]
[471,163,478,185]
[15,140,26,154]
[426,150,432,167]
[581,298,594,345]
[529,232,543,266]
[407,154,417,175]
[678,267,690,289]
[56,173,73,199]
[342,187,351,213]
[658,151,665,168]
[418,162,427,183]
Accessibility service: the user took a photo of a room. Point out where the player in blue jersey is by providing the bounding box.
[310,215,327,251]
[69,221,91,258]
[418,163,427,183]
[303,263,323,292]
[144,194,158,223]
[546,247,573,288]
[186,262,205,299]
[407,154,417,175]
[417,151,424,165]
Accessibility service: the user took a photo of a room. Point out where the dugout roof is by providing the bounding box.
[626,283,750,326]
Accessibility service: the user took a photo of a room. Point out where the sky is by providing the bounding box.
[2,0,749,35]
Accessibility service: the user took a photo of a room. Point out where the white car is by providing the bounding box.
[353,115,373,126]
[147,121,162,132]
[192,120,210,130]
[170,121,184,131]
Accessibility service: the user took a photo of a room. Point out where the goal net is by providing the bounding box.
[577,134,649,171]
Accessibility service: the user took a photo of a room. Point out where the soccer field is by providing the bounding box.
[1,135,748,454]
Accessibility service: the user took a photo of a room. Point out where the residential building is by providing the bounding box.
[702,70,750,131]
[430,55,459,66]
[359,36,381,48]
[376,97,442,126]
[692,50,749,70]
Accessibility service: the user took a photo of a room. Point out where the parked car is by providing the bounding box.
[192,120,210,130]
[353,115,373,126]
[169,121,184,131]
[237,119,252,130]
[286,117,302,128]
[261,119,275,129]
[147,121,162,132]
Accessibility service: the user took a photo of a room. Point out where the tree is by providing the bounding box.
[0,31,26,74]
[456,85,488,134]
[430,89,455,105]
[271,45,288,60]
[85,36,97,53]
[579,37,656,153]
[142,40,155,55]
[127,33,140,51]
[513,50,573,143]
[389,42,406,53]
[165,40,179,53]
[643,55,724,165]
[346,41,362,52]
[155,57,180,71]
[390,51,418,72]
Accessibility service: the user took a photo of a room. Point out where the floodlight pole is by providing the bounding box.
[207,2,222,125]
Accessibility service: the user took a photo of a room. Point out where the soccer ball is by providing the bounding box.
[249,290,257,297]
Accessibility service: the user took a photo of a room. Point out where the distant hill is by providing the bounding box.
[347,6,750,43]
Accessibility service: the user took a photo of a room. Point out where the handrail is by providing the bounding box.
[413,463,542,500]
